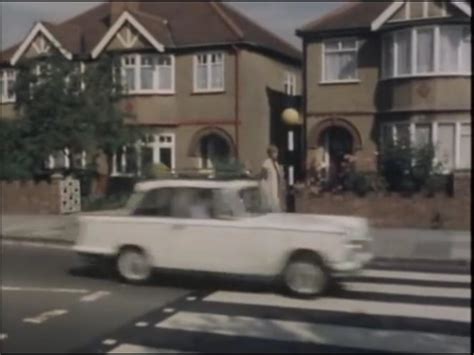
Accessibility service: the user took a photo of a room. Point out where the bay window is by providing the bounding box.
[381,121,471,171]
[121,54,175,94]
[382,25,471,78]
[322,38,358,82]
[459,123,471,169]
[396,30,412,75]
[0,69,16,103]
[112,134,175,176]
[415,27,435,73]
[194,52,225,92]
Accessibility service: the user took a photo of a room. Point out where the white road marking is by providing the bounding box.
[344,282,471,298]
[163,308,175,313]
[2,286,89,294]
[23,309,68,324]
[362,269,471,283]
[186,296,197,301]
[107,343,189,353]
[158,312,470,353]
[135,322,149,328]
[1,240,71,250]
[0,333,7,341]
[205,291,471,322]
[80,291,110,303]
[102,339,118,346]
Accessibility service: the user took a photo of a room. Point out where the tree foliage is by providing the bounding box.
[1,53,143,180]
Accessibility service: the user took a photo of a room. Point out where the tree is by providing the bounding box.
[6,52,143,179]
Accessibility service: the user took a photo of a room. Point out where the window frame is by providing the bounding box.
[381,25,471,79]
[0,69,17,103]
[193,52,225,93]
[283,71,297,95]
[120,53,176,95]
[111,133,176,177]
[380,120,471,171]
[321,37,360,84]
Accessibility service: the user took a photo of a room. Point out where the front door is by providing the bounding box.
[320,127,354,184]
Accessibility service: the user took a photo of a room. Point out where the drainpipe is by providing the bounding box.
[232,45,240,160]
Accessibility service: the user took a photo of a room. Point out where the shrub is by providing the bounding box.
[82,194,130,211]
[143,163,173,179]
[352,173,372,197]
[379,140,437,194]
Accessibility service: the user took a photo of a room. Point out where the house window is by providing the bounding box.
[194,52,225,92]
[122,55,136,91]
[382,25,471,78]
[0,70,16,103]
[283,72,297,95]
[396,30,412,75]
[112,134,175,176]
[381,121,470,171]
[415,27,435,73]
[45,148,71,170]
[121,54,175,94]
[322,38,358,82]
[459,123,471,169]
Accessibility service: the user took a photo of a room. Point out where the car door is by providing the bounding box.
[163,187,273,276]
[130,187,180,269]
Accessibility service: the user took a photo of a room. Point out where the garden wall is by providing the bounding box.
[296,172,471,230]
[1,176,81,214]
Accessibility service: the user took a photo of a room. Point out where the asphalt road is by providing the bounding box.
[1,242,471,354]
[1,243,193,353]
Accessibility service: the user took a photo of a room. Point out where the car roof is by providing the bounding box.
[134,179,259,192]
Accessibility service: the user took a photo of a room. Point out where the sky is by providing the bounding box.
[0,1,342,51]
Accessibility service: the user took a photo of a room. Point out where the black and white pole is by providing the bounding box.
[288,130,294,187]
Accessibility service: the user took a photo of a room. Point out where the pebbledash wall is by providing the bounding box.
[296,172,471,230]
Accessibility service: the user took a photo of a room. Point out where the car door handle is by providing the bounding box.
[171,224,186,230]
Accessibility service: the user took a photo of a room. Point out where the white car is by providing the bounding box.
[73,179,373,297]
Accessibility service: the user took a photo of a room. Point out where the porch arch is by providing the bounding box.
[309,117,362,150]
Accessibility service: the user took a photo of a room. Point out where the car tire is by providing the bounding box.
[282,254,330,298]
[116,247,152,284]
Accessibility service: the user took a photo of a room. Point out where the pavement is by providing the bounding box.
[0,213,471,262]
[1,242,471,353]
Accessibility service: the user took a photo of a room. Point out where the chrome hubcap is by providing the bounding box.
[285,261,325,295]
[118,252,150,281]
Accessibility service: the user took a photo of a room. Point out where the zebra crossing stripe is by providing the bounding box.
[156,311,470,354]
[343,282,471,299]
[107,343,190,353]
[204,291,471,322]
[361,269,471,283]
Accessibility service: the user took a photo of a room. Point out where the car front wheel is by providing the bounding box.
[117,248,152,284]
[282,255,329,297]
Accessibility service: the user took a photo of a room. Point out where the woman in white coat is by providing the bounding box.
[259,145,286,212]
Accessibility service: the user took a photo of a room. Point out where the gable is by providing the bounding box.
[372,0,471,30]
[10,22,73,65]
[387,0,466,22]
[91,11,165,59]
[23,32,53,59]
[105,23,153,52]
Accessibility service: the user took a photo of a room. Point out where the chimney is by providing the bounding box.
[110,1,139,23]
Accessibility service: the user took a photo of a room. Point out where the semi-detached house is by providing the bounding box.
[0,1,301,176]
[297,0,471,181]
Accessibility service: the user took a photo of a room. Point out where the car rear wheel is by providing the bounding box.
[117,248,152,284]
[282,255,329,297]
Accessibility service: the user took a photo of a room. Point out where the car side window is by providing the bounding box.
[170,188,214,219]
[132,188,173,217]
